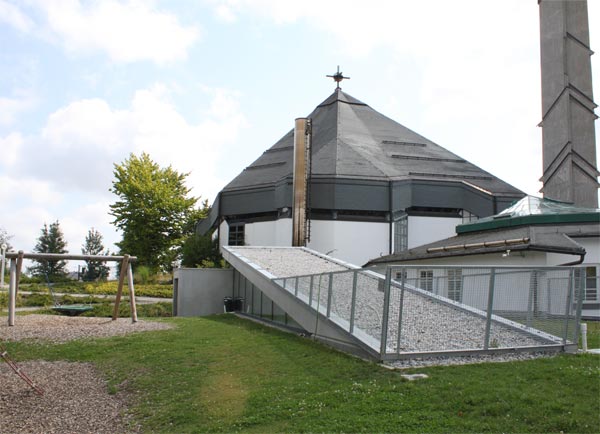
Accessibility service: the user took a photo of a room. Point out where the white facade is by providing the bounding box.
[307,220,389,266]
[220,215,461,267]
[245,218,293,247]
[407,216,461,249]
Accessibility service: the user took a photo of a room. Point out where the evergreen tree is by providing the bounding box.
[81,228,110,281]
[28,221,69,280]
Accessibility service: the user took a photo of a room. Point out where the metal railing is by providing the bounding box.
[273,265,586,359]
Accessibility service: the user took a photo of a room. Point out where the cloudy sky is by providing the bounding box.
[0,0,598,260]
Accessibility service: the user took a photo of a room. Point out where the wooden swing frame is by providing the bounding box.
[4,251,138,326]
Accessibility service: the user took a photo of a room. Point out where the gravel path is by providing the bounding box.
[1,314,173,343]
[0,314,173,433]
[0,361,138,433]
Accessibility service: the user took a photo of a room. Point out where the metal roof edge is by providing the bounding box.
[457,212,600,234]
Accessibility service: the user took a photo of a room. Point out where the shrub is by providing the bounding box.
[135,265,153,284]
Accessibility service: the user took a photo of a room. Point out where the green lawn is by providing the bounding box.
[582,320,600,348]
[4,315,600,433]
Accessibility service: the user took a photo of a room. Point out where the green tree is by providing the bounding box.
[28,221,69,280]
[81,228,110,281]
[181,232,223,268]
[0,227,13,252]
[109,152,198,272]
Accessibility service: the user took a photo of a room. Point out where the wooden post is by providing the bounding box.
[8,259,16,326]
[112,254,130,321]
[15,250,24,293]
[127,263,138,323]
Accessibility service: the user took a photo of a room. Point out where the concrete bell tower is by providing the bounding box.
[538,0,599,207]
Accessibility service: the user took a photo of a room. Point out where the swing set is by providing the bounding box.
[4,251,139,326]
[2,251,138,394]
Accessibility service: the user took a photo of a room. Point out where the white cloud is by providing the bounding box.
[34,0,199,64]
[0,92,37,125]
[3,85,247,253]
[0,0,34,32]
[0,175,63,207]
[0,132,24,166]
[15,83,246,202]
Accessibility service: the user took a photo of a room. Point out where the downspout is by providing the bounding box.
[292,118,310,246]
[388,180,393,254]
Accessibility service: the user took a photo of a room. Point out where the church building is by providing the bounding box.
[197,81,524,266]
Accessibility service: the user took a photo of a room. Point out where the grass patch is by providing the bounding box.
[4,315,599,433]
[582,321,600,348]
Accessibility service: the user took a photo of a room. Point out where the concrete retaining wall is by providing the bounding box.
[173,268,233,317]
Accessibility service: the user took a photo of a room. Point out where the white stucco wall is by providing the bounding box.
[407,216,461,249]
[577,237,600,264]
[245,219,293,246]
[308,220,389,266]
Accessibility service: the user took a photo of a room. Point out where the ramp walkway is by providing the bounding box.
[222,246,580,361]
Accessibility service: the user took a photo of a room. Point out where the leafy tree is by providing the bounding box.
[109,152,199,272]
[0,227,13,252]
[81,228,110,281]
[181,232,223,268]
[28,220,69,280]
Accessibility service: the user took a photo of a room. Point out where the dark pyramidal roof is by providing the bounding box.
[223,89,521,195]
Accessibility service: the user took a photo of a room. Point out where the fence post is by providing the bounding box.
[573,268,585,344]
[396,269,406,354]
[326,272,333,317]
[294,277,299,297]
[379,267,392,358]
[563,268,575,344]
[349,270,358,333]
[309,275,314,306]
[283,278,287,292]
[526,270,536,328]
[8,259,16,326]
[483,268,496,350]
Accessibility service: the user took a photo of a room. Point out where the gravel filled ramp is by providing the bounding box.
[227,247,557,359]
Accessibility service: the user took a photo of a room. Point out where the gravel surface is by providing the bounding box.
[0,315,172,433]
[0,314,173,343]
[387,351,558,369]
[0,361,138,433]
[230,247,348,277]
[229,247,551,353]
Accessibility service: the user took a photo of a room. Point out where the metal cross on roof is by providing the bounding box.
[327,66,350,89]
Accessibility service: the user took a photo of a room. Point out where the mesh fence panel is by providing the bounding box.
[383,266,581,357]
[274,265,582,358]
[352,272,385,343]
[328,272,353,331]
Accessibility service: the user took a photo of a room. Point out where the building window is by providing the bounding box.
[394,214,408,253]
[585,266,598,301]
[395,270,407,281]
[460,209,478,223]
[419,270,433,292]
[228,223,245,246]
[447,269,462,302]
